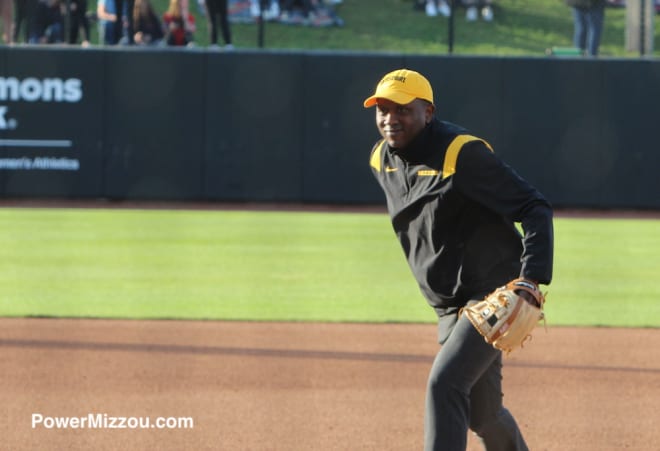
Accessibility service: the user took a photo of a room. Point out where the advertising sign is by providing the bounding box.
[0,48,104,198]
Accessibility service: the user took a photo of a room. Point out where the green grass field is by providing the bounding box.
[199,0,659,57]
[70,0,660,57]
[1,207,658,327]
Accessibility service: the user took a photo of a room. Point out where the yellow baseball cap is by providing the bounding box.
[363,69,434,108]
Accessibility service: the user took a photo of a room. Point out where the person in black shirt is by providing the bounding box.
[114,0,134,43]
[13,0,39,43]
[29,0,64,43]
[204,0,231,49]
[364,68,553,451]
[68,0,91,46]
[133,0,165,45]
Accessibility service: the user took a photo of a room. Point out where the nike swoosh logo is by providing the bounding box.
[385,166,398,172]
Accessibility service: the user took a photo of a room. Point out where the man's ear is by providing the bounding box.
[425,103,435,124]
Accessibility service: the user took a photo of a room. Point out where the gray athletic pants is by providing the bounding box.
[424,310,528,451]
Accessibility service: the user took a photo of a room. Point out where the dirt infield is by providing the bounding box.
[2,319,659,450]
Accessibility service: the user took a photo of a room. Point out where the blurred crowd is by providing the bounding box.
[0,0,341,47]
[415,0,495,21]
[235,0,343,27]
[415,0,660,23]
[2,0,648,51]
[0,0,200,47]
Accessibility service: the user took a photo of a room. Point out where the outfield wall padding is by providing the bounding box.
[204,51,306,202]
[102,49,207,200]
[0,47,658,209]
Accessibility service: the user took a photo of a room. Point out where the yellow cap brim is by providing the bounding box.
[363,91,417,108]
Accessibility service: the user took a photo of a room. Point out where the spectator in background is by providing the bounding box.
[163,0,195,46]
[14,0,39,43]
[566,0,605,56]
[133,0,165,45]
[464,0,494,21]
[1,0,13,43]
[68,0,91,46]
[280,0,320,24]
[425,0,450,18]
[97,0,119,44]
[249,0,280,21]
[29,0,64,43]
[114,0,134,43]
[205,0,232,50]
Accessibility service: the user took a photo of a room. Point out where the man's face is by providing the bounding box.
[375,98,434,149]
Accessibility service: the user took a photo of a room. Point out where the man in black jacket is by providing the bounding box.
[364,69,553,451]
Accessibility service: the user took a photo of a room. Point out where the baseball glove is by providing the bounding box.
[463,278,546,354]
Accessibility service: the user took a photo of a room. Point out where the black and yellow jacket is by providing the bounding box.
[370,118,553,316]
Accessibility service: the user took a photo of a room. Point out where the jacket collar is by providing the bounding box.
[390,118,438,163]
